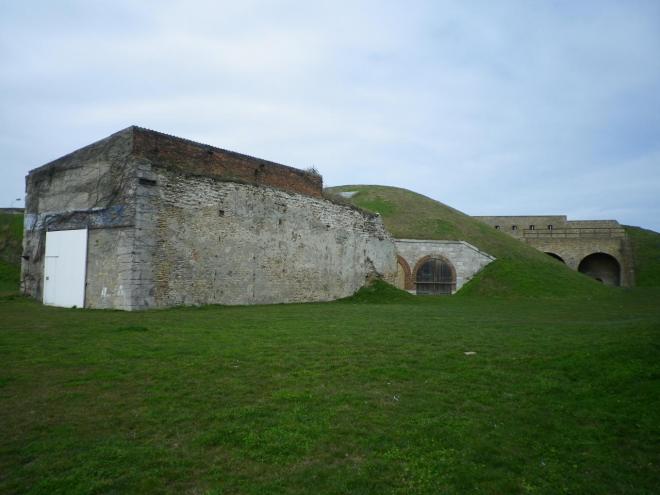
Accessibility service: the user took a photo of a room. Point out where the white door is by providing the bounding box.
[43,229,88,308]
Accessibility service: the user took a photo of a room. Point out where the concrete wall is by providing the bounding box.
[21,129,138,304]
[394,239,495,293]
[136,166,397,307]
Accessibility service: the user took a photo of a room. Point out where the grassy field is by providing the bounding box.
[2,208,659,493]
[1,285,659,494]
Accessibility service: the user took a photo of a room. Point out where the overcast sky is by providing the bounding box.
[2,0,659,230]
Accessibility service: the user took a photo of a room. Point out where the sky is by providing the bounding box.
[2,0,659,230]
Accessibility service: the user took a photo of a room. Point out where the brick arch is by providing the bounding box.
[396,255,413,290]
[412,254,457,294]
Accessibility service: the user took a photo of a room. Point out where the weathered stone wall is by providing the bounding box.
[133,165,397,308]
[394,239,495,293]
[474,215,568,237]
[21,129,138,304]
[86,227,136,309]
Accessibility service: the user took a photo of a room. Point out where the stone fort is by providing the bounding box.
[474,216,634,287]
[20,127,630,310]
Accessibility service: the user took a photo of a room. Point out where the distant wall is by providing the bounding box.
[474,215,634,287]
[394,239,495,293]
[131,165,397,308]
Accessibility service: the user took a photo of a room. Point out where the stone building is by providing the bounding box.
[21,127,400,310]
[474,215,634,286]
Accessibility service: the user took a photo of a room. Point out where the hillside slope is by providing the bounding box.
[0,212,23,291]
[625,226,660,287]
[326,185,608,297]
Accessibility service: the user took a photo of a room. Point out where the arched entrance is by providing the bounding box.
[545,252,565,263]
[414,256,456,295]
[578,253,621,286]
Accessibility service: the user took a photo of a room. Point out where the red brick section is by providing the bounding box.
[131,127,323,198]
[396,255,414,290]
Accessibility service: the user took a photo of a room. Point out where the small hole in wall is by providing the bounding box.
[139,177,157,187]
[219,210,225,217]
[278,219,283,225]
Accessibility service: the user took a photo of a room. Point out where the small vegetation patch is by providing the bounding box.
[340,279,416,303]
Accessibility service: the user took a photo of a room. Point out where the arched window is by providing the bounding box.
[415,257,455,295]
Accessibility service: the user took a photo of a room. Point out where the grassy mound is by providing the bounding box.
[339,279,417,304]
[625,225,660,287]
[0,213,23,292]
[327,185,608,297]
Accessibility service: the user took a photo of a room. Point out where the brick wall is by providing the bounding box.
[131,127,323,199]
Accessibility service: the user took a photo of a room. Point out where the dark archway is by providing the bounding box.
[545,252,565,263]
[413,256,456,295]
[578,253,621,286]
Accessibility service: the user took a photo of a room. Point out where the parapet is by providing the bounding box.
[130,127,323,198]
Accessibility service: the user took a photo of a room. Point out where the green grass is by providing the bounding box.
[327,186,608,298]
[0,213,23,265]
[625,225,660,287]
[1,288,659,494]
[0,213,23,292]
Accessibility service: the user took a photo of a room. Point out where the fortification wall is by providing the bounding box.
[474,214,634,287]
[474,215,568,238]
[525,236,634,286]
[394,239,495,292]
[131,165,397,308]
[131,127,323,199]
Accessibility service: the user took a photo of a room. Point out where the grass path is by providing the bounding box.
[1,290,659,494]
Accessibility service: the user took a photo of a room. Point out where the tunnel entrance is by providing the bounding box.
[545,252,565,263]
[415,257,455,295]
[578,253,621,286]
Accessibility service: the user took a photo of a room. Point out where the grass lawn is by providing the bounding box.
[1,287,659,494]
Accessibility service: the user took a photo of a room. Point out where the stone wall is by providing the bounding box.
[136,165,397,307]
[22,127,397,310]
[394,239,495,293]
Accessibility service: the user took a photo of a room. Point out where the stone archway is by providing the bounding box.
[545,252,565,263]
[412,255,456,295]
[578,252,621,286]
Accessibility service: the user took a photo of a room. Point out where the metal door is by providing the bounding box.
[43,229,88,308]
